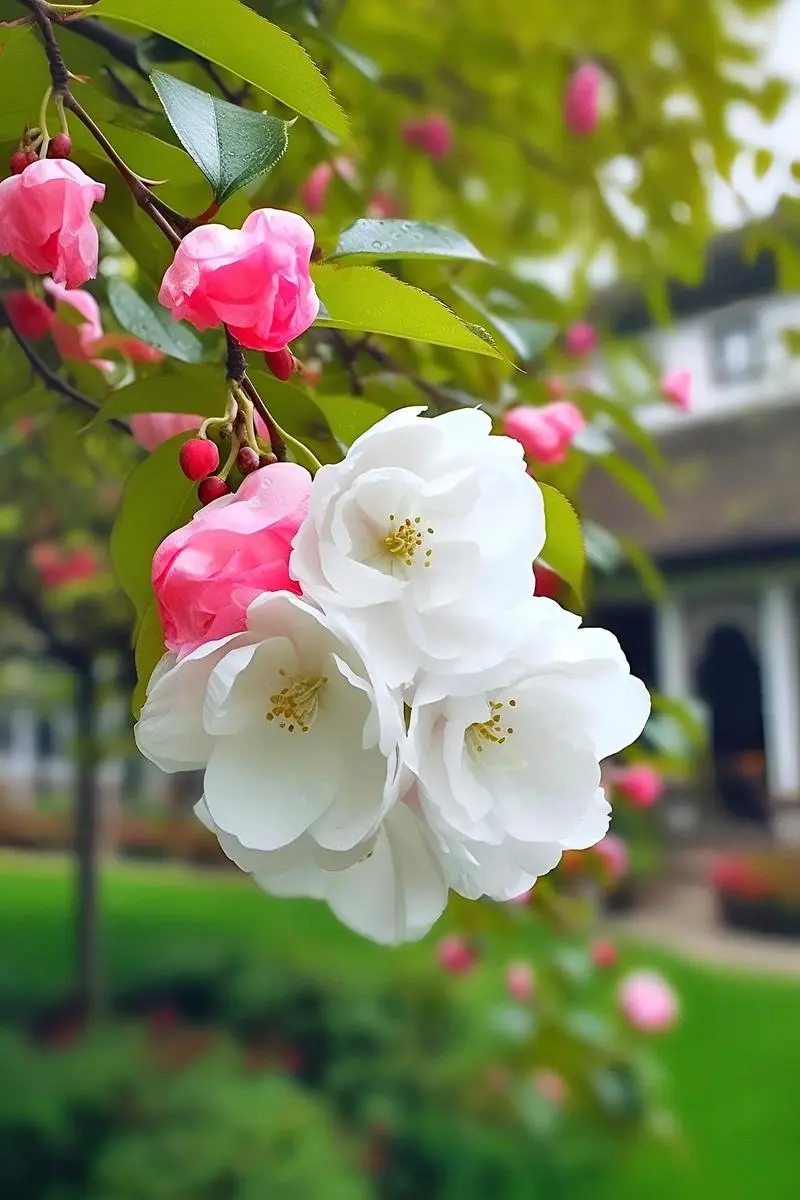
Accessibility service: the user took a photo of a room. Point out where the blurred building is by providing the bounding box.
[587,231,800,839]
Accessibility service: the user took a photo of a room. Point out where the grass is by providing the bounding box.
[1,853,799,1199]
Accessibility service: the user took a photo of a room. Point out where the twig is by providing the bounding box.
[104,65,160,114]
[64,15,148,78]
[239,374,287,461]
[224,328,247,383]
[200,59,250,105]
[328,330,365,396]
[358,338,448,408]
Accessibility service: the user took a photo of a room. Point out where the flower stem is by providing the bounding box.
[37,85,52,158]
[265,417,322,475]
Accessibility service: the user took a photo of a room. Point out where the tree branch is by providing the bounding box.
[61,15,148,78]
[1,303,127,433]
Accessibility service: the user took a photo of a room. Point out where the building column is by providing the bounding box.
[758,582,800,801]
[654,597,691,700]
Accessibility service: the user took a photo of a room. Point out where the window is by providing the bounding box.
[709,313,764,384]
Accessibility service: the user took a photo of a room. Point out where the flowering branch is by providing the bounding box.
[21,0,311,470]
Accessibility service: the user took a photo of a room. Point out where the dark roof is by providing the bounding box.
[581,404,800,566]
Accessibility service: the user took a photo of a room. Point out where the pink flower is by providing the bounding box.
[533,1068,568,1107]
[436,934,476,975]
[594,833,629,882]
[591,938,618,969]
[615,763,663,808]
[0,160,105,288]
[158,208,319,352]
[503,401,586,463]
[92,333,165,363]
[129,413,204,452]
[152,463,311,657]
[618,971,679,1033]
[30,543,98,589]
[660,369,691,411]
[564,322,597,357]
[4,291,53,339]
[401,113,453,158]
[506,961,535,1002]
[564,64,601,136]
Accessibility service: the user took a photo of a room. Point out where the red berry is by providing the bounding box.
[9,150,28,175]
[25,150,38,167]
[198,476,231,505]
[236,446,260,475]
[48,133,72,159]
[264,347,297,382]
[179,437,219,481]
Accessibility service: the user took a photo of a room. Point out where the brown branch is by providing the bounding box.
[1,303,128,433]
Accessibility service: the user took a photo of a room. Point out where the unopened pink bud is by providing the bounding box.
[506,961,535,1002]
[564,64,601,136]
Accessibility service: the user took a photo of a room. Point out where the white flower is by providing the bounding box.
[135,592,403,859]
[195,796,448,945]
[290,406,544,691]
[405,599,650,901]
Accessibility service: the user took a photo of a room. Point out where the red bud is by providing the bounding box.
[264,347,297,382]
[198,476,231,505]
[179,438,220,482]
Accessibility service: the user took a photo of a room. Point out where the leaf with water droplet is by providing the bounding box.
[151,71,290,204]
[328,219,488,265]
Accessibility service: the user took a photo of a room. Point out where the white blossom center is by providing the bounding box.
[266,669,328,733]
[383,513,435,568]
[466,697,517,755]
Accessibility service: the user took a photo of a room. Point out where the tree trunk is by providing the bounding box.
[74,661,103,1021]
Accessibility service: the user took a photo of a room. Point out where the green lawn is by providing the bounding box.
[1,853,799,1199]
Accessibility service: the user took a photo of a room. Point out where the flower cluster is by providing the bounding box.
[135,407,649,944]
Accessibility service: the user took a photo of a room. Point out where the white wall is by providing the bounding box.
[594,292,800,432]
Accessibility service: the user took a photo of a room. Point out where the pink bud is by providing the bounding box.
[615,763,663,808]
[533,1068,568,1107]
[4,291,54,340]
[591,939,618,969]
[402,113,453,159]
[436,934,476,975]
[300,162,334,215]
[594,834,629,882]
[505,961,535,1002]
[618,970,679,1033]
[545,376,569,400]
[660,369,692,411]
[503,401,586,464]
[534,563,561,599]
[564,63,601,136]
[564,322,597,357]
[366,190,400,219]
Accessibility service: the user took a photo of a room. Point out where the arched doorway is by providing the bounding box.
[695,623,768,825]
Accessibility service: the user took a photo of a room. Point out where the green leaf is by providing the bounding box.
[92,364,224,426]
[538,483,585,604]
[754,147,773,179]
[599,453,664,518]
[92,0,347,136]
[107,279,204,363]
[132,602,166,718]
[451,284,556,361]
[792,161,800,184]
[619,536,666,600]
[150,71,290,204]
[312,395,397,446]
[111,432,199,621]
[782,328,800,356]
[582,520,623,573]
[576,390,664,468]
[312,265,503,358]
[329,219,486,265]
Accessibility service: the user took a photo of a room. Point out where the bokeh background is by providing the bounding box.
[1,0,800,1196]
